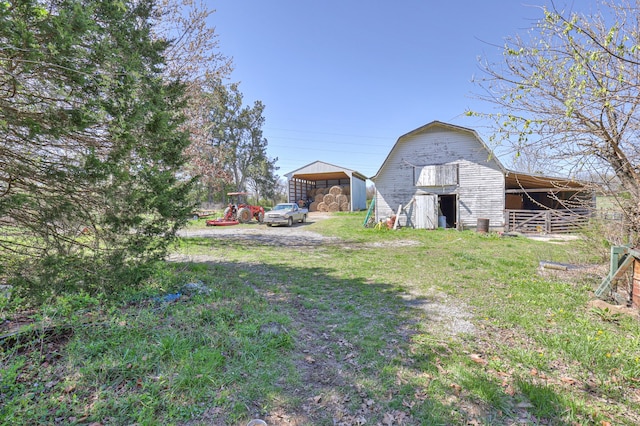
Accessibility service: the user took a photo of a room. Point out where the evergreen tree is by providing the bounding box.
[0,0,193,299]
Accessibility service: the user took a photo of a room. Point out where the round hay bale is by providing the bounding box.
[336,194,348,205]
[323,193,335,205]
[342,185,350,195]
[307,188,316,197]
[309,201,318,212]
[317,201,328,212]
[328,202,340,212]
[329,185,342,196]
[339,202,350,211]
[315,187,326,196]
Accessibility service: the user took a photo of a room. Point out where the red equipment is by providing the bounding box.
[206,192,265,226]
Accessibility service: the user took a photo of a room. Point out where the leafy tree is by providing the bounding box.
[203,81,278,200]
[472,0,640,243]
[0,0,193,299]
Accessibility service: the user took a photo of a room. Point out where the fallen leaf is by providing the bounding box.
[402,399,415,409]
[560,377,577,385]
[469,354,487,365]
[304,356,315,364]
[530,368,538,376]
[450,383,462,395]
[382,412,395,425]
[601,422,612,426]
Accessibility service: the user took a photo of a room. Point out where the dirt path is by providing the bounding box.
[173,213,480,425]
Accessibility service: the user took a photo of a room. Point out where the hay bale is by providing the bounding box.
[342,185,350,195]
[323,193,335,205]
[336,194,348,205]
[309,201,318,212]
[339,202,350,211]
[307,188,316,197]
[317,201,328,212]
[328,202,340,212]
[315,187,326,195]
[329,185,342,196]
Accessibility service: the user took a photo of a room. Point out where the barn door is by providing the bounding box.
[415,194,438,229]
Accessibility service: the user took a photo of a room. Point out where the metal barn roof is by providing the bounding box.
[285,160,367,182]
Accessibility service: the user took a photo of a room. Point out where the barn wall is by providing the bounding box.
[375,126,505,229]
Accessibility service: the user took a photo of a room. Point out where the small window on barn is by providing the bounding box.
[415,164,458,187]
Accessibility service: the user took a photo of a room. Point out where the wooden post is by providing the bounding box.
[393,204,402,230]
[633,259,640,309]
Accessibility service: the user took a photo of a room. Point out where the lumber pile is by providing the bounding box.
[307,185,350,212]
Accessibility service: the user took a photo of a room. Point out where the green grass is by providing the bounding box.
[1,212,639,425]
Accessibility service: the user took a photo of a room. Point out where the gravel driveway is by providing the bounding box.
[176,212,340,247]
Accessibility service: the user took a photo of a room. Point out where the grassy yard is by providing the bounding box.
[1,212,639,425]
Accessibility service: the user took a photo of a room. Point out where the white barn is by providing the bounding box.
[372,121,592,232]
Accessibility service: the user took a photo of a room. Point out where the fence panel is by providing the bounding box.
[505,209,591,234]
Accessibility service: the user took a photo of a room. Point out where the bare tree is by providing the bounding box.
[472,0,640,242]
[152,0,234,202]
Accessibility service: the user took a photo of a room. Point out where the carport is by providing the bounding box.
[284,161,367,212]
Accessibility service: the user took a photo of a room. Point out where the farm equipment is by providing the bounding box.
[206,192,265,226]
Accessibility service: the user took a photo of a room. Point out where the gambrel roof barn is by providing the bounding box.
[371,121,592,232]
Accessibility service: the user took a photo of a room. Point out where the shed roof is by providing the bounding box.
[285,160,367,182]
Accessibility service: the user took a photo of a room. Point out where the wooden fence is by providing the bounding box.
[504,209,591,234]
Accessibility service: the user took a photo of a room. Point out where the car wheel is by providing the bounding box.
[287,217,293,227]
[301,214,306,223]
[192,214,199,220]
[266,223,272,227]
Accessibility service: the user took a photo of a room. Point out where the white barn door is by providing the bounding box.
[415,194,438,229]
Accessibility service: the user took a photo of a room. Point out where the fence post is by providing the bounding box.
[546,210,551,233]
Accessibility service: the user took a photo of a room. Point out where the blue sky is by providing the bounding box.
[209,1,599,180]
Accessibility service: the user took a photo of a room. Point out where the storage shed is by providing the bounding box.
[284,161,367,212]
[371,121,592,232]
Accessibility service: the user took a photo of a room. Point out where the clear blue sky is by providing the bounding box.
[209,1,599,180]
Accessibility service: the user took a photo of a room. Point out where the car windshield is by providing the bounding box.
[274,204,293,210]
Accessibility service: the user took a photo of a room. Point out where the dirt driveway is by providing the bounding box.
[176,212,340,247]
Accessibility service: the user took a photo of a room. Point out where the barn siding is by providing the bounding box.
[374,125,505,229]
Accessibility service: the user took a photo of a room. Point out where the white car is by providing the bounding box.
[263,203,308,227]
